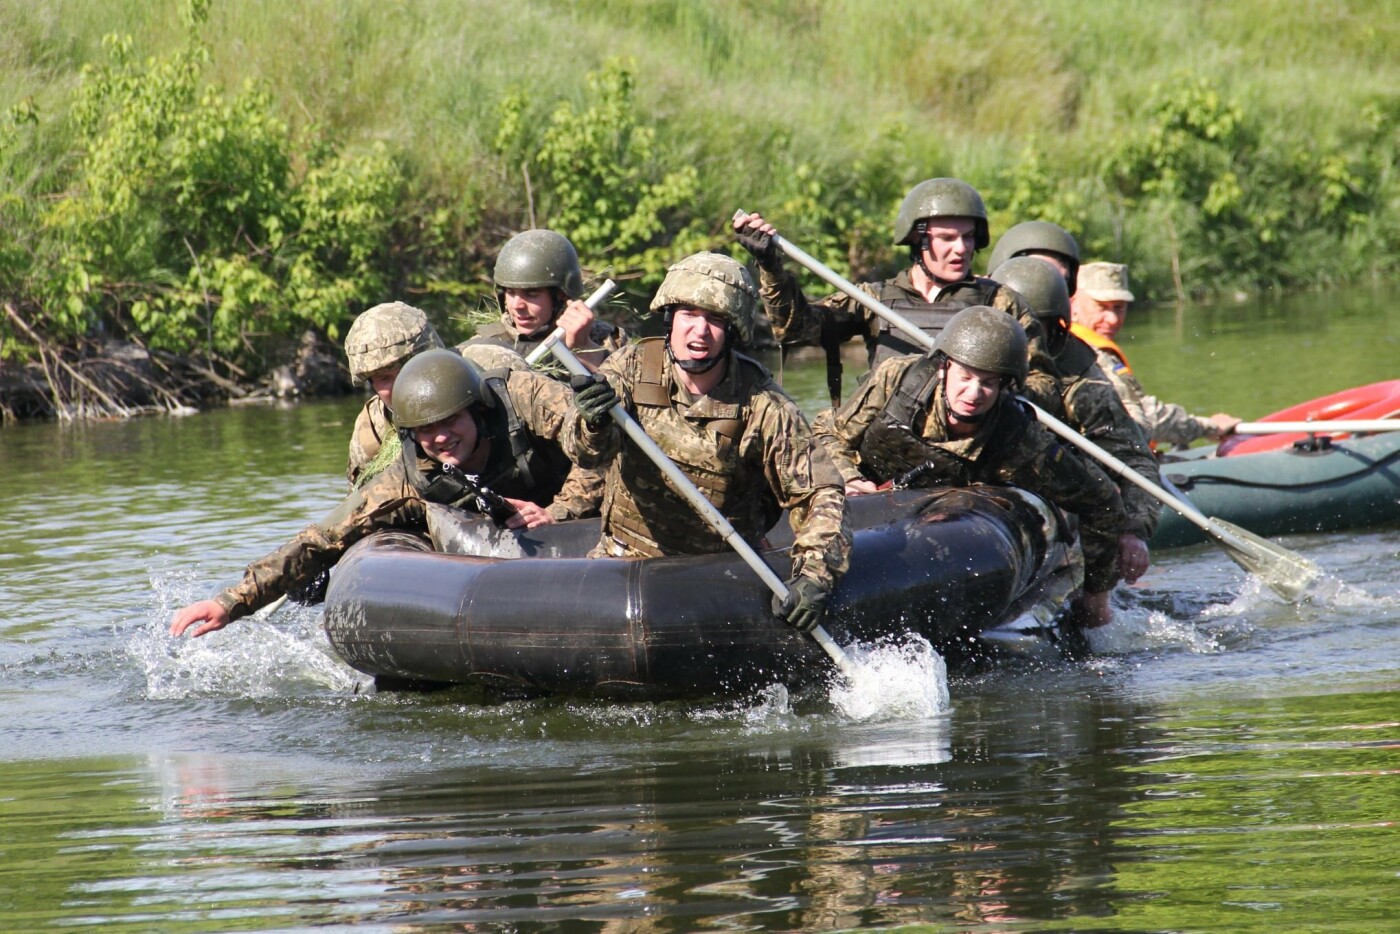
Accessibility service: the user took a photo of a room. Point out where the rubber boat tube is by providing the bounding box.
[1152,430,1400,548]
[322,487,1079,698]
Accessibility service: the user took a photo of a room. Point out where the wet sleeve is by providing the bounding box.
[1063,374,1163,540]
[754,394,853,592]
[1006,427,1127,593]
[814,357,907,485]
[214,469,425,622]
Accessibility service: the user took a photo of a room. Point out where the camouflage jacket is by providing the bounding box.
[216,369,583,621]
[816,353,1126,592]
[465,311,628,382]
[1054,336,1162,541]
[1070,323,1219,448]
[563,339,852,592]
[346,396,396,487]
[757,264,1062,412]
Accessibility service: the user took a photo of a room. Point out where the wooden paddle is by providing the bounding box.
[523,279,620,366]
[742,212,1323,602]
[548,339,859,680]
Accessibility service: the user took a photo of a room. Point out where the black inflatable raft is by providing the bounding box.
[322,487,1081,698]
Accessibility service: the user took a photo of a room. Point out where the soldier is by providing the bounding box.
[170,350,586,638]
[814,305,1127,628]
[1069,262,1241,449]
[464,228,627,379]
[564,252,852,634]
[343,301,444,487]
[732,178,1060,411]
[986,220,1082,295]
[991,256,1158,582]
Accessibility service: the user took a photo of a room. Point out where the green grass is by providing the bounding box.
[2,0,1398,366]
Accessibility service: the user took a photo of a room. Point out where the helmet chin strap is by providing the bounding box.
[664,309,730,374]
[936,355,992,427]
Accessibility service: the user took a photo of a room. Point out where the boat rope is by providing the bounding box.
[1165,447,1400,492]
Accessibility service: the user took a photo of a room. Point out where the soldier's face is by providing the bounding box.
[1071,293,1128,339]
[944,361,1003,423]
[414,407,481,470]
[669,306,728,363]
[503,288,557,336]
[368,368,400,407]
[920,218,978,282]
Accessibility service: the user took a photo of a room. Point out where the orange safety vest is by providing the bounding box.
[1069,323,1134,376]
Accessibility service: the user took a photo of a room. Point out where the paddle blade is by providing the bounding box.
[1207,516,1323,602]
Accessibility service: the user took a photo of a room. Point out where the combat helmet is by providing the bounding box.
[989,256,1071,331]
[650,252,760,345]
[892,178,990,250]
[493,229,585,301]
[391,349,496,429]
[986,221,1081,295]
[344,302,444,385]
[932,305,1029,388]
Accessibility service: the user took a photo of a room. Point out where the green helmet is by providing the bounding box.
[932,305,1029,387]
[986,221,1081,294]
[892,178,990,250]
[493,229,585,300]
[344,302,444,385]
[988,256,1070,330]
[391,349,496,429]
[650,252,759,344]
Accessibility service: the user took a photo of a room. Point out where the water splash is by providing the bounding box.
[827,636,950,722]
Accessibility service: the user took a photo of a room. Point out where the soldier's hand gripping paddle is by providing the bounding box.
[548,339,859,680]
[736,208,1323,602]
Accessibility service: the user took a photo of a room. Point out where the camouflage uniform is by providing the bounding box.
[757,263,1063,412]
[1070,323,1224,448]
[465,311,629,382]
[213,369,582,621]
[563,338,852,592]
[1053,335,1162,541]
[816,353,1127,593]
[347,396,397,487]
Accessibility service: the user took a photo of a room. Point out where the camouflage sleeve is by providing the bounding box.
[813,356,913,485]
[1000,423,1127,593]
[214,464,425,622]
[751,391,852,592]
[757,263,871,347]
[1063,369,1162,540]
[1137,392,1216,448]
[560,345,634,469]
[346,397,392,487]
[505,368,576,443]
[547,464,607,521]
[459,342,530,373]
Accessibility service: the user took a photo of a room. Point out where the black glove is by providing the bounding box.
[735,226,780,268]
[570,373,618,429]
[771,576,829,634]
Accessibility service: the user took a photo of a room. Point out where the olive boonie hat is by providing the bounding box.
[1078,262,1135,302]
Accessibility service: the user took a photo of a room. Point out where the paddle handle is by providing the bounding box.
[735,210,940,355]
[523,279,620,366]
[551,340,858,680]
[1232,419,1400,434]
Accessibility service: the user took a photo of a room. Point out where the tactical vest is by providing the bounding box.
[868,277,1004,367]
[856,355,1030,487]
[604,339,774,556]
[400,369,569,511]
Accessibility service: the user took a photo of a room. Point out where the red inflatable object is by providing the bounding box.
[1218,380,1400,456]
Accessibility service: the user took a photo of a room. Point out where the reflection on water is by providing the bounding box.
[0,288,1397,929]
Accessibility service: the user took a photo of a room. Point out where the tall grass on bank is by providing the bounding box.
[1,0,1398,378]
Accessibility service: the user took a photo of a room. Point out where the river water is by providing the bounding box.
[1,286,1396,931]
